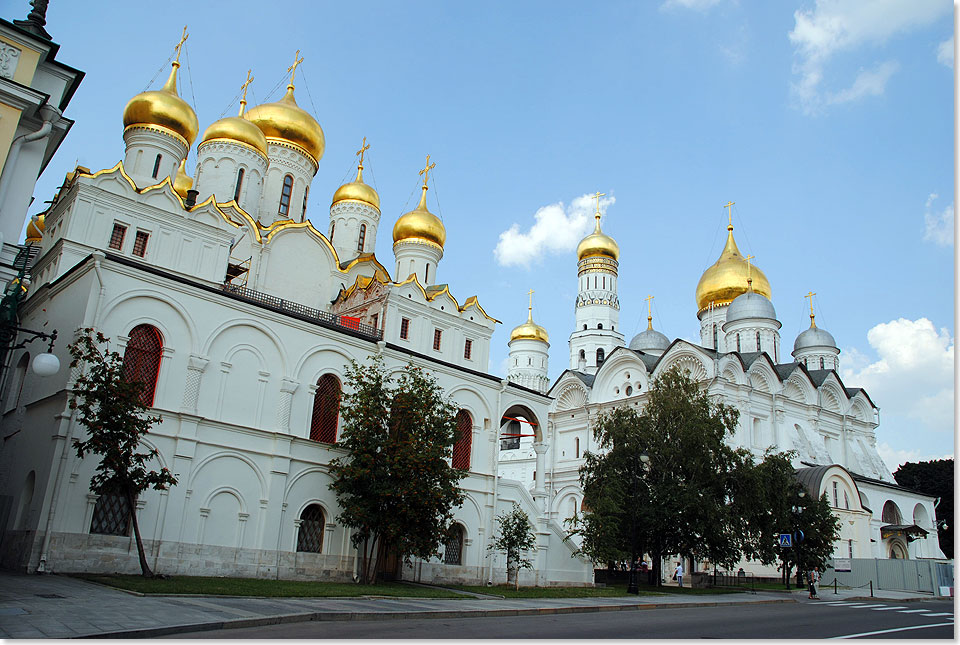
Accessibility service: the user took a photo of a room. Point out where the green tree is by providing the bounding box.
[781,491,841,587]
[894,459,953,558]
[69,328,177,578]
[329,356,466,584]
[570,368,743,586]
[489,503,537,590]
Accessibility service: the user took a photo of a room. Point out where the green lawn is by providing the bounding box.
[75,574,465,598]
[452,583,743,598]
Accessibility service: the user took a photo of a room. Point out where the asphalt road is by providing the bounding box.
[165,598,955,639]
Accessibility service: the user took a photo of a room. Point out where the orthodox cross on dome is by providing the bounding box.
[745,254,754,288]
[238,69,253,116]
[592,191,606,217]
[419,154,436,189]
[645,294,654,328]
[173,26,188,64]
[528,289,535,315]
[805,291,817,327]
[356,137,370,168]
[724,201,735,227]
[287,50,304,86]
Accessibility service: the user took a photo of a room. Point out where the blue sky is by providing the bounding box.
[23,0,954,471]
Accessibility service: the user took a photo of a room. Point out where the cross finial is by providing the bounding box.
[419,154,436,189]
[724,201,735,228]
[593,191,605,217]
[745,254,754,288]
[356,137,370,168]
[645,295,654,329]
[174,26,189,64]
[287,49,304,86]
[527,289,535,320]
[805,291,816,327]
[238,70,254,116]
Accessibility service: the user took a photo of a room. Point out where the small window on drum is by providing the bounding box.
[278,174,294,217]
[152,154,162,179]
[234,168,245,202]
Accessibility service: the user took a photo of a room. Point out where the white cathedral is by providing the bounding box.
[0,17,943,588]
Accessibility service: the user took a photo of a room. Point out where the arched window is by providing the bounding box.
[832,481,839,507]
[596,348,605,365]
[233,168,245,202]
[310,374,341,443]
[425,263,430,284]
[582,324,587,331]
[152,154,162,179]
[278,174,294,217]
[357,223,366,252]
[881,501,902,525]
[598,323,603,329]
[90,492,130,536]
[736,334,741,352]
[296,504,325,553]
[122,325,163,407]
[756,331,761,351]
[452,410,472,470]
[713,324,718,350]
[443,524,464,565]
[579,349,585,362]
[820,357,825,369]
[575,437,580,459]
[329,221,335,240]
[301,185,309,220]
[527,357,532,366]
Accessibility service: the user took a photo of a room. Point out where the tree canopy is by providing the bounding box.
[328,356,466,584]
[894,459,953,558]
[69,328,177,577]
[489,503,538,589]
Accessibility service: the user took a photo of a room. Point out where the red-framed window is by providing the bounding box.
[452,409,472,470]
[109,223,126,250]
[132,230,149,257]
[463,339,473,360]
[400,318,410,340]
[433,329,442,351]
[121,324,163,407]
[310,374,341,443]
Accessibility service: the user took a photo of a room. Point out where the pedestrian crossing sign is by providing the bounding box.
[779,533,792,547]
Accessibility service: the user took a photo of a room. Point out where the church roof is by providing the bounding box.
[805,368,832,387]
[795,464,836,499]
[774,363,799,380]
[570,371,596,388]
[631,350,661,372]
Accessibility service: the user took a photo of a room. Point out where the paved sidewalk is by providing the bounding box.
[0,572,938,639]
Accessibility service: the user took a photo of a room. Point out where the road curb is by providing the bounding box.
[80,597,796,639]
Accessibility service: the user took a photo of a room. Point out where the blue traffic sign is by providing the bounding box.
[778,533,792,547]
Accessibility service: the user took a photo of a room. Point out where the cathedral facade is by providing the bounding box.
[502,204,944,570]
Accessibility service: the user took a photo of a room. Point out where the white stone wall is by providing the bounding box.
[330,200,380,261]
[258,143,315,225]
[194,140,267,211]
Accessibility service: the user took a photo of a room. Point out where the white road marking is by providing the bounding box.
[870,606,907,611]
[923,612,955,617]
[851,604,887,609]
[898,609,931,613]
[829,622,954,639]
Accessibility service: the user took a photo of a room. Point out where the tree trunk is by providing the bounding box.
[370,536,386,585]
[126,490,153,578]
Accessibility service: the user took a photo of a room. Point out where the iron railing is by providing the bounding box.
[221,283,383,341]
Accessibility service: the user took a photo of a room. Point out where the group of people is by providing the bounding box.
[807,567,822,599]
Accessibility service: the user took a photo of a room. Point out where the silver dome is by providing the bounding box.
[726,290,777,322]
[794,325,837,351]
[629,327,670,352]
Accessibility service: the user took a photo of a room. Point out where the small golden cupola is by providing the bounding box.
[576,198,619,261]
[695,205,771,314]
[199,70,268,158]
[24,213,44,244]
[122,28,199,147]
[507,290,551,394]
[510,297,550,344]
[332,136,380,211]
[245,51,325,167]
[392,155,445,249]
[173,158,192,199]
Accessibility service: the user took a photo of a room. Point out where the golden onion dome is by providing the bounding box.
[332,165,380,211]
[393,185,445,248]
[510,308,549,343]
[695,224,771,313]
[245,84,325,165]
[24,213,44,244]
[122,62,199,146]
[173,158,192,198]
[577,213,619,261]
[199,110,268,158]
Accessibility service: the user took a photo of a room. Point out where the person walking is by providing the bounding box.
[674,561,684,588]
[807,567,820,599]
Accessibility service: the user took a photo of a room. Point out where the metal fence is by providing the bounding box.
[826,557,953,597]
[221,284,383,341]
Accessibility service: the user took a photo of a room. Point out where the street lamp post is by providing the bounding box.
[786,490,806,590]
[0,268,60,390]
[627,451,650,595]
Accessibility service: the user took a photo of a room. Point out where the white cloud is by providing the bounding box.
[660,0,723,11]
[788,0,950,113]
[923,192,954,246]
[877,442,954,475]
[493,193,615,268]
[937,36,954,67]
[826,61,899,104]
[841,318,954,471]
